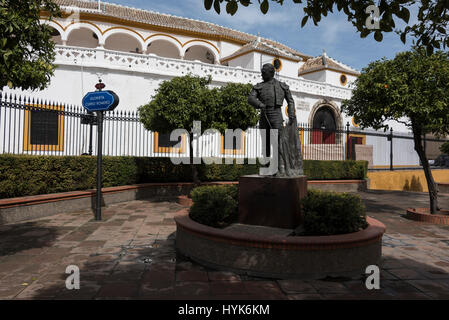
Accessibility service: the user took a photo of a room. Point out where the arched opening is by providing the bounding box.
[49,27,63,45]
[66,28,99,48]
[146,40,181,59]
[184,45,215,64]
[105,33,142,54]
[312,106,336,144]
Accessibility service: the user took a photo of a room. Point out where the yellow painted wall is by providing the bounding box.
[367,169,449,192]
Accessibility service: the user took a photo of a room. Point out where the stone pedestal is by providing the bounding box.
[238,175,307,229]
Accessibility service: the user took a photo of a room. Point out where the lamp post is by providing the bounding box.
[94,80,105,220]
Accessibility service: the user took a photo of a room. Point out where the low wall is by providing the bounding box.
[175,211,385,279]
[367,169,449,192]
[0,183,196,225]
[0,180,367,225]
[406,208,449,225]
[308,180,367,192]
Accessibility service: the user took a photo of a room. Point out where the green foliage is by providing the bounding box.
[0,155,368,198]
[342,48,449,135]
[342,47,449,213]
[303,160,367,180]
[138,75,258,135]
[138,75,213,134]
[300,189,368,236]
[138,75,259,182]
[212,82,259,134]
[440,142,449,155]
[0,0,61,90]
[189,184,239,228]
[203,0,449,54]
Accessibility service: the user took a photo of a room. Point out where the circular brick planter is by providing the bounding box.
[175,210,385,279]
[406,208,449,225]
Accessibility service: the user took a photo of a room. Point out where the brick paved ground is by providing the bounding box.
[0,190,449,300]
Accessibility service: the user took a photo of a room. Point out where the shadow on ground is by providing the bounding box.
[20,234,449,300]
[0,222,60,257]
[2,192,449,300]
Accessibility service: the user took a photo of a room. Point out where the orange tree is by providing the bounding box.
[204,0,449,54]
[0,0,60,90]
[138,75,258,183]
[342,47,449,214]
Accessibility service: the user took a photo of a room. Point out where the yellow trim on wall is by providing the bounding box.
[340,74,348,86]
[145,33,183,46]
[221,49,299,63]
[66,20,104,34]
[298,128,304,152]
[371,165,422,169]
[348,133,366,145]
[153,132,186,154]
[182,39,220,54]
[346,133,366,159]
[272,57,282,72]
[103,26,146,41]
[23,104,64,152]
[298,67,360,77]
[367,169,449,192]
[219,132,245,155]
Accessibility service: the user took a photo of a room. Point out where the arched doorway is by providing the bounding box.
[49,27,63,45]
[184,45,216,64]
[67,27,99,48]
[146,39,181,59]
[105,33,143,53]
[312,106,336,144]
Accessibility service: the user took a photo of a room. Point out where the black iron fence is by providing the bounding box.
[1,92,448,169]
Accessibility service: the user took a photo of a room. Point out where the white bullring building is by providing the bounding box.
[0,0,419,167]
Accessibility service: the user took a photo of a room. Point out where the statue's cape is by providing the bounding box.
[277,121,304,177]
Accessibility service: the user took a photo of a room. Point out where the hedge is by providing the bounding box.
[189,185,239,228]
[188,186,368,235]
[298,189,368,236]
[0,154,367,199]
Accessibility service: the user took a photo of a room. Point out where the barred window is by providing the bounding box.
[30,109,59,145]
[24,105,64,151]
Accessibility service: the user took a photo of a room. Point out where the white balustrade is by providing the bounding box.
[54,45,352,100]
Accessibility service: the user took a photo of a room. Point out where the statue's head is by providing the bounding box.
[261,63,275,82]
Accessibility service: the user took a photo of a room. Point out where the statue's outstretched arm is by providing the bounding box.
[248,88,265,109]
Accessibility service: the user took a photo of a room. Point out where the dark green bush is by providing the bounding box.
[189,185,239,228]
[303,160,367,180]
[0,154,367,199]
[300,189,368,236]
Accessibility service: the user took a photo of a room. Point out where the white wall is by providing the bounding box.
[219,41,242,59]
[300,71,326,82]
[227,52,256,70]
[325,70,357,88]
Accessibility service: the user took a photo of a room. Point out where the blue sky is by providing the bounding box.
[106,0,417,71]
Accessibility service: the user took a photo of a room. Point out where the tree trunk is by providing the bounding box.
[412,124,439,214]
[190,132,200,185]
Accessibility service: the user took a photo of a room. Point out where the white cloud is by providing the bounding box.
[146,0,301,34]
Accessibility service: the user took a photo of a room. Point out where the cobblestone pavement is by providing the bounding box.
[0,190,449,300]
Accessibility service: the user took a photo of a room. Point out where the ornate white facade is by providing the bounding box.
[0,0,419,167]
[30,0,364,127]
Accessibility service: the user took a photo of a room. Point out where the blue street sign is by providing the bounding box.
[82,90,119,112]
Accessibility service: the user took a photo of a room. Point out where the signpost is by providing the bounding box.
[82,80,119,220]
